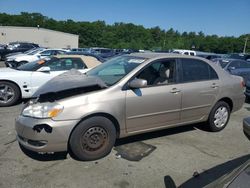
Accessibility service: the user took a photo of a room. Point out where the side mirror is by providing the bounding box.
[128,79,147,89]
[37,66,51,72]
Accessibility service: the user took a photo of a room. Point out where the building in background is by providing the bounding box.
[0,26,78,48]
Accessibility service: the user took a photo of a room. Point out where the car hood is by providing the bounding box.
[6,52,23,57]
[6,53,26,59]
[0,67,19,72]
[33,69,107,102]
[0,68,32,78]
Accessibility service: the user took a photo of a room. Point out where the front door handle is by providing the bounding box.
[170,88,181,94]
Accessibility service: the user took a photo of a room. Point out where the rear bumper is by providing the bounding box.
[243,117,250,141]
[232,94,245,113]
[15,115,78,153]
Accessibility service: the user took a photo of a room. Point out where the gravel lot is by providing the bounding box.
[0,60,250,188]
[0,101,249,188]
[0,61,5,67]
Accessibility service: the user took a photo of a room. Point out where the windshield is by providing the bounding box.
[17,57,52,71]
[87,56,147,86]
[24,48,37,54]
[28,48,44,55]
[225,54,246,60]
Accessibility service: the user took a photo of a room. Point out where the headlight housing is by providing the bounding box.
[22,102,64,119]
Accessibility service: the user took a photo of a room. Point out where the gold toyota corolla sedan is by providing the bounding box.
[15,53,245,160]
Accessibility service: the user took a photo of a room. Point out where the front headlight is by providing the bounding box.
[22,102,64,118]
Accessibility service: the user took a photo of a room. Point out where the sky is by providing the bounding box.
[0,0,249,37]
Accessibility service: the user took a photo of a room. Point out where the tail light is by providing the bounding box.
[241,80,245,88]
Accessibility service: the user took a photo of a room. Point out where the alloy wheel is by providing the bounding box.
[0,84,15,104]
[213,106,229,128]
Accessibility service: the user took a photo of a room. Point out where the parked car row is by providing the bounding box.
[211,58,250,82]
[0,54,102,106]
[0,42,39,60]
[5,48,69,68]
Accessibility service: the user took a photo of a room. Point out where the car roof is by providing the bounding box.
[55,54,102,68]
[127,52,202,60]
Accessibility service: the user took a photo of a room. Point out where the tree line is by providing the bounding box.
[0,12,249,53]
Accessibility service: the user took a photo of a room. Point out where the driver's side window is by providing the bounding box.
[137,59,176,86]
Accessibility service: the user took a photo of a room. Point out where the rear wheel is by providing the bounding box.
[208,101,230,132]
[69,116,116,161]
[0,81,20,107]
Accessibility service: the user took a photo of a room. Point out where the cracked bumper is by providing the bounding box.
[15,115,78,153]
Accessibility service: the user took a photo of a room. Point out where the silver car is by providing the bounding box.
[16,53,245,161]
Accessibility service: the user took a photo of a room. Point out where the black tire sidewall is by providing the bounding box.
[208,101,230,132]
[0,81,20,107]
[69,116,116,161]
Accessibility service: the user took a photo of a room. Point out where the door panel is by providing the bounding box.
[179,80,219,122]
[126,85,181,133]
[179,58,220,123]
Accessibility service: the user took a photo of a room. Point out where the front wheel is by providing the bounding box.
[69,116,116,161]
[0,81,20,107]
[208,101,230,132]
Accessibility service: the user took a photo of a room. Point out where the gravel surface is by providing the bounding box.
[0,98,249,188]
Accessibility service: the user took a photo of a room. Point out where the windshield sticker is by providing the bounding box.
[37,60,45,65]
[128,59,145,63]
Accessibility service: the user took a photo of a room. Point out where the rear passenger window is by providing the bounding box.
[47,58,86,71]
[181,59,218,82]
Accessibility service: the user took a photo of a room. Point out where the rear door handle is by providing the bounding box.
[170,88,181,94]
[211,83,219,88]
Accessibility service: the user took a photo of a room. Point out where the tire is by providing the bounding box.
[208,101,230,132]
[69,116,116,161]
[0,81,21,107]
[246,96,250,104]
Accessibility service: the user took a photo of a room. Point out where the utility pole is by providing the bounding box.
[243,37,248,54]
[163,31,166,50]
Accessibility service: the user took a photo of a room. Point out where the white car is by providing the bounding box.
[0,55,102,106]
[4,48,44,61]
[5,48,69,67]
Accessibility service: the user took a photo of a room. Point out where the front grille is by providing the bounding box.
[18,135,47,147]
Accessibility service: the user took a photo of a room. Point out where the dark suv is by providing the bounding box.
[225,53,250,61]
[0,42,39,60]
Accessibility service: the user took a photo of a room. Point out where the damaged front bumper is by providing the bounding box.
[15,115,79,153]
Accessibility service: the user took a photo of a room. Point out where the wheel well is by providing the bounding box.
[67,113,121,152]
[218,97,233,111]
[71,113,120,138]
[0,80,22,98]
